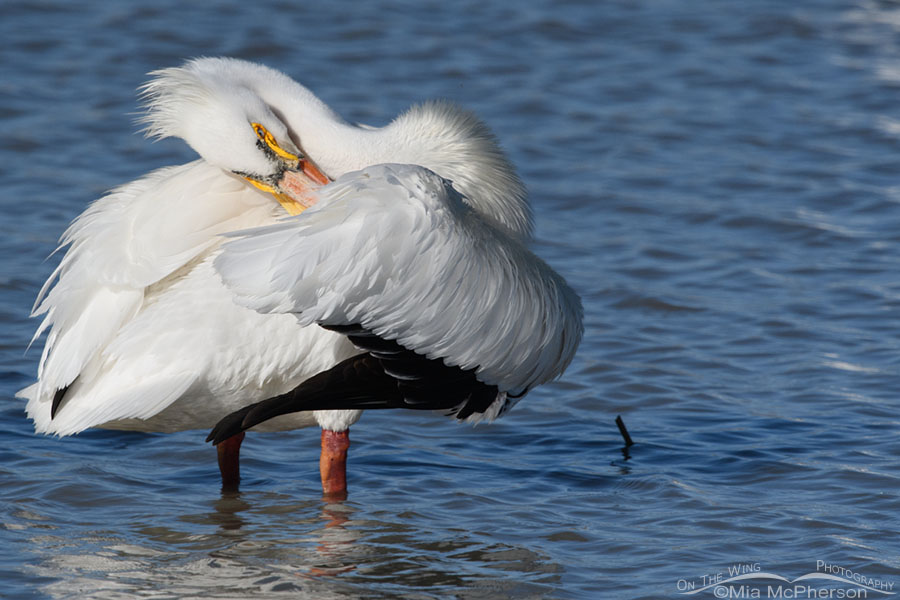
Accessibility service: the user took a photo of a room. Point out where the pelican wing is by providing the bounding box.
[215,163,583,398]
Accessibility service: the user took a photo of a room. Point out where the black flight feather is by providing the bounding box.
[50,383,72,420]
[207,324,500,445]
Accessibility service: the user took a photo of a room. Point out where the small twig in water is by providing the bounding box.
[615,415,634,447]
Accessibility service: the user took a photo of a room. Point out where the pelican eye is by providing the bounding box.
[251,122,300,161]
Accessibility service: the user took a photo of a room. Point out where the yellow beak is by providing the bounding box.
[243,178,308,216]
[246,122,332,215]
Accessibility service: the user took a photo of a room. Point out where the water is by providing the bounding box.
[2,1,900,598]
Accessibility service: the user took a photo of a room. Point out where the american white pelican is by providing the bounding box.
[18,57,578,495]
[206,163,583,452]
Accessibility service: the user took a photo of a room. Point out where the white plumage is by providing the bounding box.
[22,159,353,435]
[20,57,524,434]
[216,164,582,409]
[19,57,581,492]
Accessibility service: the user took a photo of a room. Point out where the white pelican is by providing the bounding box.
[18,57,578,495]
[206,163,583,450]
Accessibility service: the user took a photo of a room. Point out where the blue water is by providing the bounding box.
[3,1,900,598]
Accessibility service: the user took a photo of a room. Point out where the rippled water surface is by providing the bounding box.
[3,1,900,598]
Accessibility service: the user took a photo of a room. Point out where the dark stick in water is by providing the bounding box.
[615,415,634,447]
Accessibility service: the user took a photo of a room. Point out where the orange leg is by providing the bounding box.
[320,429,350,500]
[216,432,245,491]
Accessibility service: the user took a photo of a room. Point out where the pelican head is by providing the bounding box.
[140,57,532,239]
[140,59,332,215]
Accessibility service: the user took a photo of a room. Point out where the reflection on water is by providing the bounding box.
[20,490,563,599]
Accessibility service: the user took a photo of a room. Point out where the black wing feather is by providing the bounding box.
[207,324,501,444]
[50,383,72,420]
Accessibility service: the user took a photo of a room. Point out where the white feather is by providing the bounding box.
[20,160,360,435]
[20,57,546,436]
[216,164,583,399]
